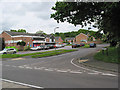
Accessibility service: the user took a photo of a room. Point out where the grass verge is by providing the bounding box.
[94,47,119,64]
[32,49,77,58]
[1,49,77,58]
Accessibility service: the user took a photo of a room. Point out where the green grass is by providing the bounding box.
[1,49,77,58]
[94,47,119,64]
[32,49,77,58]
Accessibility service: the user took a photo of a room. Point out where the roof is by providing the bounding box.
[44,34,55,38]
[76,33,88,37]
[4,31,44,36]
[65,37,74,41]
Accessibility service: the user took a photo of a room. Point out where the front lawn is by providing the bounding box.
[1,49,77,58]
[94,47,119,64]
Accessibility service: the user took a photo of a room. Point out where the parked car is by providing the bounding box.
[0,48,17,54]
[47,45,54,49]
[30,46,40,50]
[89,43,96,48]
[72,44,77,48]
[55,44,62,48]
[61,44,65,47]
[76,44,81,47]
[41,45,49,50]
[80,43,85,46]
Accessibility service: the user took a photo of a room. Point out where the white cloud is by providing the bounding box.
[0,1,98,34]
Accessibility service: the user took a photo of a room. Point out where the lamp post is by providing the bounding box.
[54,27,59,50]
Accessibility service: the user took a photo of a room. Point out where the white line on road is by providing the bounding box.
[56,70,68,73]
[88,73,99,75]
[101,73,117,77]
[71,58,117,77]
[18,66,25,68]
[69,71,82,74]
[2,78,44,89]
[44,69,54,71]
[25,67,33,69]
[71,58,102,73]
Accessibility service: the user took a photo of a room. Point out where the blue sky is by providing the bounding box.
[0,0,98,34]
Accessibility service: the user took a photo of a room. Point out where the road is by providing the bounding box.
[2,44,118,88]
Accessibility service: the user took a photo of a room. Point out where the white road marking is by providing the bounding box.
[44,69,54,71]
[88,73,99,75]
[56,70,68,72]
[69,71,82,74]
[71,58,102,73]
[2,78,44,89]
[25,67,33,69]
[18,66,24,68]
[101,73,117,77]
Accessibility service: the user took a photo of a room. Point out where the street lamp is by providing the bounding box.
[54,27,59,34]
[54,27,59,50]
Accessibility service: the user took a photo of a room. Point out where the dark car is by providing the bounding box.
[80,43,85,46]
[89,43,96,48]
[72,44,77,48]
[76,44,80,47]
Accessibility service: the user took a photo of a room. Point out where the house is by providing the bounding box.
[65,37,74,44]
[73,33,88,44]
[55,37,63,44]
[0,31,55,48]
[0,38,2,51]
[44,34,55,45]
[73,33,103,44]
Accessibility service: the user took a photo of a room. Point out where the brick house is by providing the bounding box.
[73,33,88,44]
[44,34,55,45]
[55,37,63,44]
[73,33,102,44]
[65,37,74,44]
[0,38,2,51]
[0,31,55,49]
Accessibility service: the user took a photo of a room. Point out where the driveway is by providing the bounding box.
[2,44,118,88]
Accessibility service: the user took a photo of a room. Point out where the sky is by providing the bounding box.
[0,0,98,34]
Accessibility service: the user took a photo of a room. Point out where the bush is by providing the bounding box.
[24,46,31,51]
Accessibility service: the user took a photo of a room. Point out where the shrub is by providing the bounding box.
[24,46,31,51]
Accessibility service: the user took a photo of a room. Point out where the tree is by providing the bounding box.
[18,29,26,33]
[17,41,26,51]
[10,29,26,33]
[10,30,17,32]
[51,2,120,46]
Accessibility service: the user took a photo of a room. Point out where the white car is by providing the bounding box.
[30,46,42,50]
[55,44,62,48]
[0,48,17,54]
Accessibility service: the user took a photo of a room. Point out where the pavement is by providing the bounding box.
[2,81,29,88]
[75,52,118,73]
[1,44,118,88]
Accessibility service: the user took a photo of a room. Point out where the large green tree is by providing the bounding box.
[51,2,120,46]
